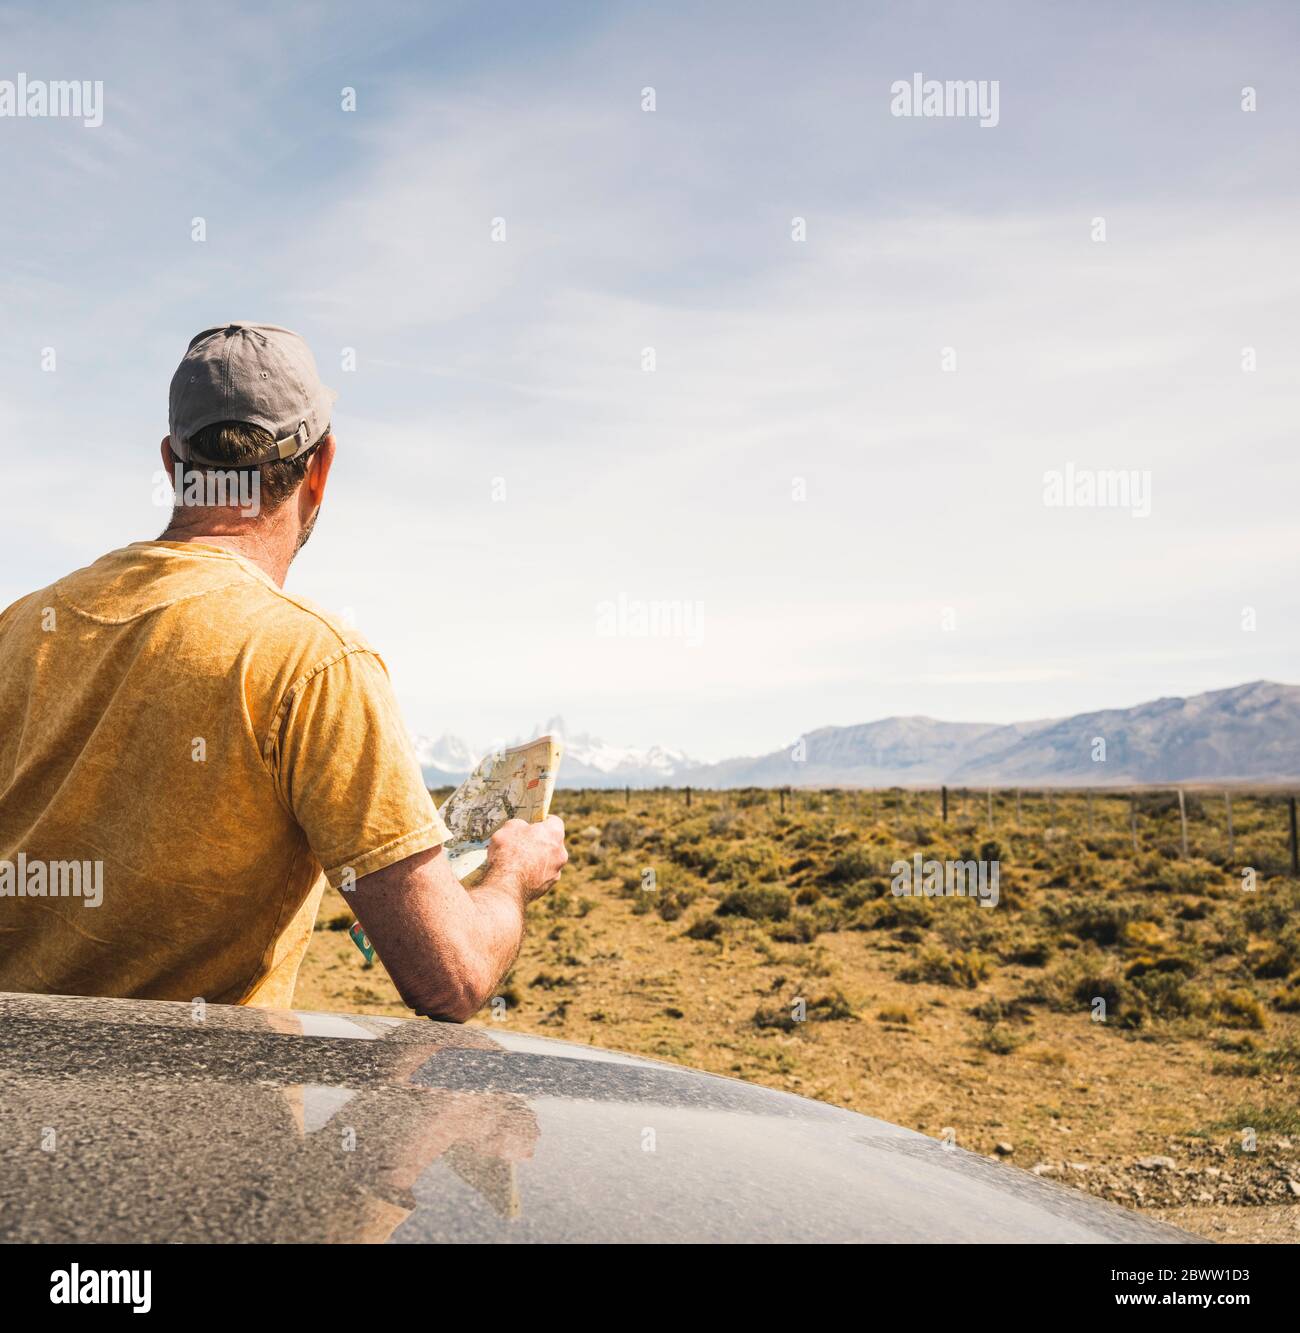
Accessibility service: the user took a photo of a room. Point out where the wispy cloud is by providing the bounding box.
[1,1,1298,758]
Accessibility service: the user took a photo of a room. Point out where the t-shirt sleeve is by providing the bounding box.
[266,646,450,887]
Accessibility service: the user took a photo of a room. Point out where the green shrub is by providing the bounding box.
[1123,952,1197,980]
[1138,859,1221,895]
[1214,987,1267,1030]
[821,846,876,885]
[1212,1104,1300,1136]
[770,911,820,943]
[716,886,792,921]
[1242,890,1300,935]
[863,896,933,931]
[656,887,698,921]
[1250,928,1300,979]
[754,989,854,1031]
[601,818,640,850]
[1131,970,1208,1023]
[1027,953,1207,1029]
[1005,938,1052,967]
[713,843,783,883]
[669,838,722,875]
[979,1025,1023,1055]
[899,947,990,988]
[529,971,572,990]
[1070,968,1126,1018]
[971,996,1034,1025]
[1044,897,1158,946]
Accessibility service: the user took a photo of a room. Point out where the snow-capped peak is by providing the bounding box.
[561,734,692,776]
[411,732,476,773]
[411,723,697,787]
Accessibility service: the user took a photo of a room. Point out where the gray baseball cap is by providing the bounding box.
[168,322,337,466]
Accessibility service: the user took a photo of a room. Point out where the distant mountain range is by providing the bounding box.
[414,716,695,790]
[415,682,1300,789]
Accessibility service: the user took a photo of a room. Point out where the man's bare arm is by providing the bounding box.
[345,816,567,1022]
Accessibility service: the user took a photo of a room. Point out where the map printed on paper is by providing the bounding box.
[437,735,563,885]
[349,735,563,963]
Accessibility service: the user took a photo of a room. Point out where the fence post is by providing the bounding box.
[941,785,949,823]
[1224,790,1233,864]
[685,786,692,808]
[1177,788,1188,859]
[1087,790,1094,836]
[987,787,993,829]
[780,787,786,815]
[1015,788,1022,824]
[1130,795,1138,856]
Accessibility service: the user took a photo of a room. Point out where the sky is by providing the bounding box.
[1,0,1297,761]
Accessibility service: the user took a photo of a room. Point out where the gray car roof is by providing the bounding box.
[0,991,1201,1244]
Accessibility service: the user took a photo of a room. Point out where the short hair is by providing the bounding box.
[178,421,330,512]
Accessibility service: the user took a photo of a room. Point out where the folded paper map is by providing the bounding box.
[438,735,564,886]
[349,735,563,963]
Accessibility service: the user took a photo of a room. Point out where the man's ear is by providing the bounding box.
[305,434,336,507]
[160,436,178,476]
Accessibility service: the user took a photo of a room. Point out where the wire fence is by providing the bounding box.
[550,783,1300,878]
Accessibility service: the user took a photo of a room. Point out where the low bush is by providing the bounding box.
[716,885,792,921]
[899,947,990,988]
[754,988,855,1031]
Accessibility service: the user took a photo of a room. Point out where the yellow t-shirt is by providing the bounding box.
[0,541,449,1008]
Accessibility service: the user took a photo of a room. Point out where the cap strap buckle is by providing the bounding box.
[274,421,310,460]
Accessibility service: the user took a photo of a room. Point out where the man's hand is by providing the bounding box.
[345,816,569,1024]
[483,815,568,904]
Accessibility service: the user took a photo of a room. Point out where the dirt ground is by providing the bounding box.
[296,788,1300,1244]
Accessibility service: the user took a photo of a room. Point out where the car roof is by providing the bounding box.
[0,991,1201,1244]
